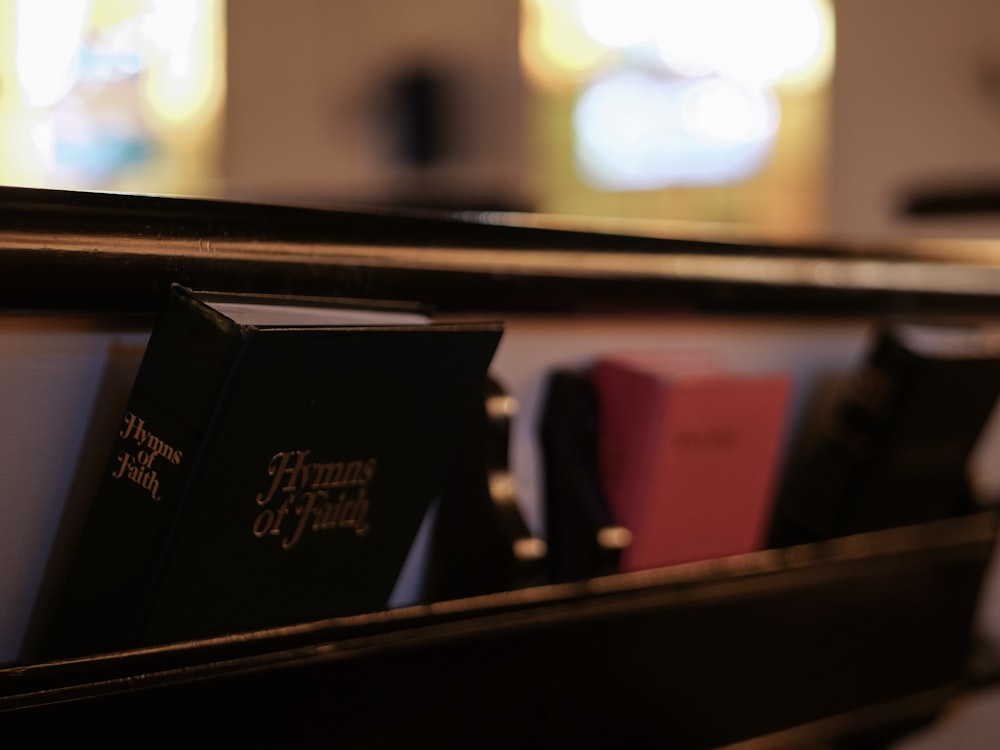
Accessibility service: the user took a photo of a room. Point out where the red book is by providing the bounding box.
[591,352,791,571]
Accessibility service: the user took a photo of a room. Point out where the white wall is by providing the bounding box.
[223,0,525,209]
[830,0,1000,239]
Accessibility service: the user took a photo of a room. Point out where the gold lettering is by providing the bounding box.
[310,460,346,488]
[309,458,373,488]
[252,449,376,548]
[119,412,141,440]
[117,412,183,467]
[111,449,131,480]
[256,450,309,506]
[271,493,295,535]
[346,486,371,537]
[251,508,274,537]
[282,490,322,551]
[307,487,371,537]
[673,428,737,450]
[110,449,162,501]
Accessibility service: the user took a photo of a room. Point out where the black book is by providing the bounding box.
[31,284,502,658]
[769,320,1000,546]
[423,377,547,601]
[540,369,630,583]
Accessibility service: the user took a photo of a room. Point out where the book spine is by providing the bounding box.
[426,376,546,599]
[846,332,1000,531]
[31,286,243,658]
[540,370,630,583]
[768,331,916,545]
[590,359,666,531]
[769,326,1000,545]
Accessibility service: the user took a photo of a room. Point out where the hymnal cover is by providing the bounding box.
[591,351,791,572]
[32,284,503,658]
[769,321,1000,546]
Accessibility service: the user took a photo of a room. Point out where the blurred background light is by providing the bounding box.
[574,72,778,189]
[520,0,614,90]
[577,0,664,49]
[523,0,832,193]
[0,0,225,194]
[0,0,833,239]
[15,0,89,108]
[650,0,833,89]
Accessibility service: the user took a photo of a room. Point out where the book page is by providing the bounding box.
[207,301,430,327]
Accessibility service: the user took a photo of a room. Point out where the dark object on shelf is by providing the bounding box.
[769,321,1000,547]
[904,182,1000,217]
[424,376,547,601]
[384,66,452,168]
[540,369,629,582]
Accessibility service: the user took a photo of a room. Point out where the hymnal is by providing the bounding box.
[591,351,791,571]
[32,284,502,658]
[770,320,1000,545]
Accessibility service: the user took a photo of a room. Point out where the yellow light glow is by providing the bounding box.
[0,5,34,185]
[524,0,834,93]
[521,0,613,90]
[1,0,225,194]
[141,0,225,130]
[772,0,835,92]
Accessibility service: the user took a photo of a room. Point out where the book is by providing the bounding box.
[539,369,631,583]
[769,320,1000,547]
[590,351,791,572]
[30,284,502,659]
[423,376,547,601]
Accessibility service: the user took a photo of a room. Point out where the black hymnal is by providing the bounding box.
[32,284,502,658]
[424,377,547,601]
[769,320,1000,546]
[540,369,630,582]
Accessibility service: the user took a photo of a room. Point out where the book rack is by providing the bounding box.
[2,187,1000,748]
[4,512,996,748]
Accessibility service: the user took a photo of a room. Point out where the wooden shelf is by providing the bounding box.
[4,512,996,749]
[3,187,1000,748]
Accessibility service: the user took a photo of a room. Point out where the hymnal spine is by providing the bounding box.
[769,323,1000,546]
[540,370,630,583]
[32,287,245,658]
